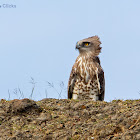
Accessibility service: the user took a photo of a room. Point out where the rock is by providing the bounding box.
[0,99,139,140]
[5,98,42,115]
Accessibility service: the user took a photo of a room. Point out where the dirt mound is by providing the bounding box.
[0,98,139,140]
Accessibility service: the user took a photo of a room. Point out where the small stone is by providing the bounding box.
[136,133,140,140]
[26,134,32,138]
[15,131,22,137]
[111,114,118,120]
[7,137,16,140]
[43,135,53,140]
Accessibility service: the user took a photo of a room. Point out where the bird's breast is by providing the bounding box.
[77,56,95,84]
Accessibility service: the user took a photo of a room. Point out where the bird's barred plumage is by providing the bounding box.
[68,36,105,101]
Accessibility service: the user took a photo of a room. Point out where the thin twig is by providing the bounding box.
[8,89,11,100]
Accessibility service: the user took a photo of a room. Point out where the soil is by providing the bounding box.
[0,98,139,140]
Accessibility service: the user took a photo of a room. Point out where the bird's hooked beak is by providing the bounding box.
[75,42,81,49]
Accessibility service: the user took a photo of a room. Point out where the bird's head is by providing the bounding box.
[76,36,102,56]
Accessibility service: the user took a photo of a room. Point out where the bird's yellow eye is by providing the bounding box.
[84,42,89,46]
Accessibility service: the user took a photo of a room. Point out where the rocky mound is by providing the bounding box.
[0,98,139,140]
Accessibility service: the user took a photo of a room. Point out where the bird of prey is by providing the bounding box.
[68,36,105,101]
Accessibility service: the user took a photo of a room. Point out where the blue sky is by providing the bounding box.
[0,0,140,101]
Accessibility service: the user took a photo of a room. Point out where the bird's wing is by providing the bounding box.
[94,56,105,101]
[68,67,78,99]
[98,68,105,101]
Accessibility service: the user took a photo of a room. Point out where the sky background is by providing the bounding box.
[0,0,140,101]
